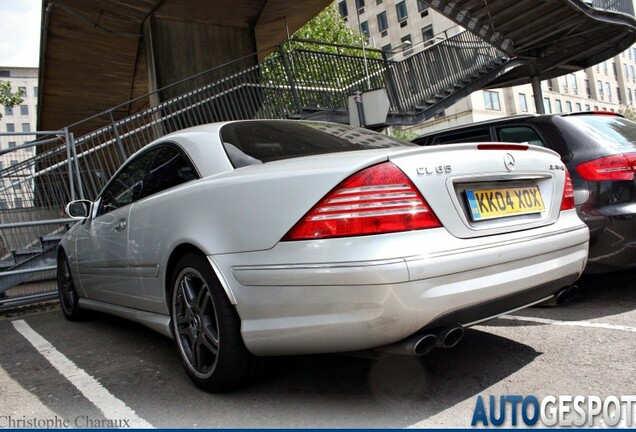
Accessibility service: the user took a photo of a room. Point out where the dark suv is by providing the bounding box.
[413,112,636,273]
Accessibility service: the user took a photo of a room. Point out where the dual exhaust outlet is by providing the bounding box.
[376,325,464,357]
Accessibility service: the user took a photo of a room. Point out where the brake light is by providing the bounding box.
[575,153,636,181]
[283,162,441,240]
[477,144,529,151]
[560,168,575,211]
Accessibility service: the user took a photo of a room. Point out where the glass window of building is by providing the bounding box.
[584,80,590,98]
[355,0,365,11]
[14,197,23,208]
[18,86,26,97]
[22,123,30,132]
[617,87,622,104]
[566,101,573,112]
[421,25,433,43]
[377,11,388,33]
[8,142,16,149]
[10,159,18,167]
[519,93,528,112]
[585,104,591,110]
[396,1,408,21]
[20,105,28,115]
[6,123,15,132]
[401,34,413,55]
[483,90,501,110]
[629,89,633,104]
[360,20,369,37]
[568,74,578,94]
[417,0,428,12]
[575,103,582,112]
[544,97,552,114]
[631,65,635,82]
[4,106,12,116]
[338,1,348,18]
[381,43,392,52]
[597,80,604,98]
[555,99,563,113]
[606,83,611,101]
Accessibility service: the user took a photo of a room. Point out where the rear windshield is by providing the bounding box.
[562,115,636,152]
[220,121,414,167]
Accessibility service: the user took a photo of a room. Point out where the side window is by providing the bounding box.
[497,126,546,147]
[434,129,491,144]
[138,146,198,200]
[98,145,197,216]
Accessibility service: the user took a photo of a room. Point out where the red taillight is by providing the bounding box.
[283,162,441,240]
[575,153,636,181]
[560,168,575,211]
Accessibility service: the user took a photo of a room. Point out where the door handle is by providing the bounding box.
[114,219,127,232]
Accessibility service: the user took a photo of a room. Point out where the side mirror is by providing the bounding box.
[65,200,92,219]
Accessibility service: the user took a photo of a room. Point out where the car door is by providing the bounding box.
[126,144,199,313]
[74,150,155,307]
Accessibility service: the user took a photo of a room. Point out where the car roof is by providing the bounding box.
[415,112,622,139]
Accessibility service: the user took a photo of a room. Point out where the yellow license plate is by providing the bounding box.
[465,186,545,221]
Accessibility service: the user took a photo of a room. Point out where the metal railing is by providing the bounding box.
[0,30,510,307]
[0,130,76,307]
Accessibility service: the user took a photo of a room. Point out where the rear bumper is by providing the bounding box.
[579,202,636,273]
[212,214,589,356]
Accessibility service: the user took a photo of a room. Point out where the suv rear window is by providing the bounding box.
[497,126,545,147]
[562,115,636,152]
[220,121,413,167]
[432,129,491,144]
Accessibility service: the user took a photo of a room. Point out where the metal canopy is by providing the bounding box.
[37,0,332,134]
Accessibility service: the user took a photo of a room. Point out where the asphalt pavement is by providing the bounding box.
[0,271,634,428]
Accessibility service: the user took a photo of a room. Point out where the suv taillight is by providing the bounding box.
[575,153,636,181]
[560,168,575,211]
[283,162,441,240]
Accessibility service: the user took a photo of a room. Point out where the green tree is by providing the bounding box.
[290,3,367,54]
[259,3,386,118]
[0,81,25,119]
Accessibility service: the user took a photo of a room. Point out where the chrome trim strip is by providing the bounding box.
[231,258,409,287]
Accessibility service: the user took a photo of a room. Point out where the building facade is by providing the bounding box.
[336,0,636,134]
[0,67,39,209]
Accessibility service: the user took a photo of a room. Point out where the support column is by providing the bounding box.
[532,76,545,114]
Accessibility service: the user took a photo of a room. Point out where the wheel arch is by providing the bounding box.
[164,243,238,311]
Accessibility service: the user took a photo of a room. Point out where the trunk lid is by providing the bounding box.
[389,143,567,239]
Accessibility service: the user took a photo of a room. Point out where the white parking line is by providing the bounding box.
[11,320,154,429]
[499,314,636,333]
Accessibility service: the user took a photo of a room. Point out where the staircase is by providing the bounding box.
[427,0,636,87]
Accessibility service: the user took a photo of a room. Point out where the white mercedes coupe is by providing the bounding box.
[58,120,589,391]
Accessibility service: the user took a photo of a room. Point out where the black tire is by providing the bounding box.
[171,252,258,391]
[57,253,84,321]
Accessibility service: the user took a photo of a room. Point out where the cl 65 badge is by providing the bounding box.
[417,165,452,175]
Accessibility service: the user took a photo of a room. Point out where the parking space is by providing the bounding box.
[0,272,634,428]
